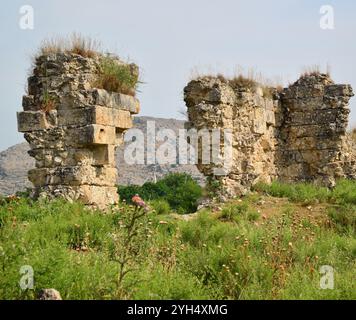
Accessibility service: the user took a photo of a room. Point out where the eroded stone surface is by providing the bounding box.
[17,52,139,209]
[184,74,355,200]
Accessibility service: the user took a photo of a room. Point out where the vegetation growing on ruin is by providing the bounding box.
[40,90,57,113]
[38,33,100,58]
[0,179,355,300]
[193,69,278,98]
[94,56,139,96]
[301,64,331,78]
[35,34,140,96]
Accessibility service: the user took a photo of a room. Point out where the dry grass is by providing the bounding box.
[301,64,331,78]
[38,33,101,58]
[229,74,258,90]
[189,66,282,98]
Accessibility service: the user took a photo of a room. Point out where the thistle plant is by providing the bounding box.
[111,202,153,297]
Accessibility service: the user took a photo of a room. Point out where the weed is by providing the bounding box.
[1,183,355,300]
[150,199,171,215]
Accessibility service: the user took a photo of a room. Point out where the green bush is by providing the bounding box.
[117,185,142,204]
[150,199,171,215]
[118,173,202,214]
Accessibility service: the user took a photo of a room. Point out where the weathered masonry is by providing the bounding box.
[17,53,139,209]
[184,73,356,199]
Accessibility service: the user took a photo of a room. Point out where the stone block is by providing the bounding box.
[28,168,48,186]
[91,145,116,165]
[92,106,133,129]
[265,110,275,125]
[93,89,140,114]
[57,108,92,126]
[17,111,49,132]
[58,106,132,129]
[77,125,116,145]
[325,84,354,97]
[22,95,37,111]
[253,107,266,134]
[77,185,119,207]
[29,165,117,187]
[265,99,274,111]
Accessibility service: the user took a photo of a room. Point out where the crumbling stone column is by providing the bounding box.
[184,73,355,199]
[277,74,355,186]
[17,53,139,209]
[184,77,278,199]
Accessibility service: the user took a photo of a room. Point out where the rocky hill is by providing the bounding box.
[0,117,204,196]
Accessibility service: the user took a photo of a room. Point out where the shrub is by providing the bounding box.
[118,185,142,204]
[150,199,171,215]
[94,56,139,96]
[118,173,202,214]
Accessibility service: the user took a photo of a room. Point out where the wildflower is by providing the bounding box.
[131,194,149,212]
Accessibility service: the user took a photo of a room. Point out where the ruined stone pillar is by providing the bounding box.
[17,53,140,209]
[277,74,355,186]
[184,73,355,199]
[184,77,279,199]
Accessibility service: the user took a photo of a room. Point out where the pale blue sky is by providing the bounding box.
[0,0,355,150]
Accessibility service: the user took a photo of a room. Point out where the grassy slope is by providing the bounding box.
[0,181,355,300]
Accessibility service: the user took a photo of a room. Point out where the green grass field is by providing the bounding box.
[0,180,355,300]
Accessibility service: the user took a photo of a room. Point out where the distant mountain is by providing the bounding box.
[0,117,204,196]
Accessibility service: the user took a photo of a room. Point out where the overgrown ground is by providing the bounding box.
[0,180,355,300]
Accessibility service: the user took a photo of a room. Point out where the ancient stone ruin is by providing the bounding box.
[184,73,356,199]
[17,52,356,208]
[17,52,139,209]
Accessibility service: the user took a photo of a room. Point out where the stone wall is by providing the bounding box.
[184,73,355,199]
[277,74,356,186]
[184,78,278,199]
[17,53,139,209]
